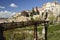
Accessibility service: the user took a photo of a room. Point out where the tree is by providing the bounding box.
[30,8,36,21]
[36,7,39,14]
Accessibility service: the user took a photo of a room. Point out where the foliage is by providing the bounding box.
[36,7,39,14]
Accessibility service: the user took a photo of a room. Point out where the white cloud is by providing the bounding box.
[0,10,16,18]
[10,3,17,8]
[0,6,5,8]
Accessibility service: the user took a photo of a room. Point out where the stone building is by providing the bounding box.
[21,11,29,17]
[43,2,60,17]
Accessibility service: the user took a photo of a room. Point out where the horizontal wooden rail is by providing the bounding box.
[0,21,49,31]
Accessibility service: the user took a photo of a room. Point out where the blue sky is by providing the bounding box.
[0,0,60,18]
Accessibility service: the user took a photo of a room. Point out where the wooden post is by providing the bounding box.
[44,21,49,40]
[34,23,38,40]
[0,24,6,40]
[42,25,45,40]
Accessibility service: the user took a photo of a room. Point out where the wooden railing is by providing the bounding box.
[0,20,49,40]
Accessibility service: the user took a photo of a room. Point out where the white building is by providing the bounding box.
[43,2,60,17]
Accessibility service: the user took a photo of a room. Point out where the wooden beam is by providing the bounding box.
[0,21,49,31]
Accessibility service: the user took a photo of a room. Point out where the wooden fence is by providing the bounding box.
[0,20,49,40]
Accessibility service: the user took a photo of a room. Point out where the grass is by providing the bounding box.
[3,24,60,40]
[47,24,60,40]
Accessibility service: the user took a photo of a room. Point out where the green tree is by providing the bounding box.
[36,7,39,14]
[30,8,36,21]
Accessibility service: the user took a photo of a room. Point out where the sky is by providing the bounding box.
[0,0,60,18]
